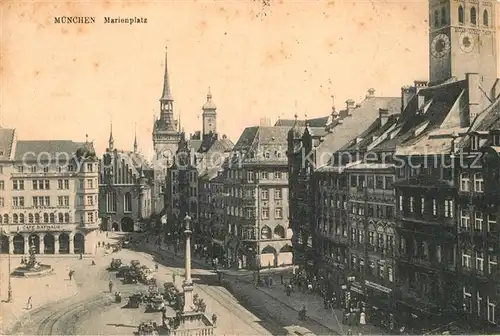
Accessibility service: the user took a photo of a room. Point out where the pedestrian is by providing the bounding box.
[268,275,273,286]
[172,273,176,283]
[347,329,352,335]
[360,310,366,325]
[68,270,74,280]
[109,280,113,293]
[98,241,101,248]
[280,274,283,284]
[155,263,159,272]
[211,313,217,326]
[27,296,33,309]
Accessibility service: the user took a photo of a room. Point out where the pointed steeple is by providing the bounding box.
[133,123,138,153]
[108,121,114,150]
[160,46,173,102]
[178,109,182,133]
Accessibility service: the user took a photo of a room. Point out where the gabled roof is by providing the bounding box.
[14,140,91,161]
[198,133,233,154]
[316,96,400,156]
[395,81,465,156]
[230,125,290,166]
[0,128,15,160]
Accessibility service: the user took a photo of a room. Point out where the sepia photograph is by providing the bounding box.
[1,0,500,335]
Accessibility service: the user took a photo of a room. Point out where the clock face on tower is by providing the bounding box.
[459,32,474,53]
[431,33,451,58]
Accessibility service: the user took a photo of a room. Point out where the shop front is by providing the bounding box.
[0,224,97,255]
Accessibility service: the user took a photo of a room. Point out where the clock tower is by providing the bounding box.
[201,88,217,137]
[429,0,497,91]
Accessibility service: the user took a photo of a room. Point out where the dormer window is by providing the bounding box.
[471,136,479,151]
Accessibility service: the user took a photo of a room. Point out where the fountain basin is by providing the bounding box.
[11,264,53,277]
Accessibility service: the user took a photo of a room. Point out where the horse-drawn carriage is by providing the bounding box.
[135,322,159,336]
[163,282,178,306]
[108,258,122,271]
[123,271,140,284]
[127,293,143,308]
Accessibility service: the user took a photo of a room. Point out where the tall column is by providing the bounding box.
[54,234,60,254]
[182,215,194,313]
[39,233,45,254]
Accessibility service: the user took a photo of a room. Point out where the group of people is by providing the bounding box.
[342,302,367,327]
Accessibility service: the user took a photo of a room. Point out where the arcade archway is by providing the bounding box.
[74,233,85,254]
[13,234,24,254]
[44,234,55,254]
[121,217,134,232]
[0,235,8,254]
[112,222,119,232]
[59,233,70,254]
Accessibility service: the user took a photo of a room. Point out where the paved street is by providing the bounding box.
[1,232,388,335]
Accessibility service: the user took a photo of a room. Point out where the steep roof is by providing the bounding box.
[230,125,290,166]
[395,81,465,156]
[0,128,15,160]
[316,96,400,157]
[14,140,91,161]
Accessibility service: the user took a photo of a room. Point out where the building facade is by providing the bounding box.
[98,130,154,233]
[165,90,233,247]
[0,130,99,255]
[224,125,292,270]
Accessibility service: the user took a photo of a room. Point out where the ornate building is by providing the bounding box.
[152,48,181,213]
[165,90,233,246]
[0,128,99,255]
[393,0,499,332]
[223,125,292,270]
[98,127,154,233]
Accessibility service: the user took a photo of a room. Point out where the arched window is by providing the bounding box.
[28,214,33,223]
[13,214,18,224]
[441,7,446,25]
[0,215,2,224]
[58,213,64,223]
[124,192,132,213]
[471,7,477,25]
[43,213,49,223]
[483,9,489,26]
[3,214,8,224]
[434,10,439,27]
[64,213,70,223]
[35,213,40,223]
[19,214,25,224]
[49,213,55,223]
[458,6,464,24]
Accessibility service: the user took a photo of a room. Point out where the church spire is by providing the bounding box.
[108,121,114,151]
[160,46,173,102]
[133,123,138,153]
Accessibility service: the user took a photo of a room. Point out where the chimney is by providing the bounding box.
[379,108,389,127]
[401,85,414,112]
[345,99,355,115]
[366,88,376,98]
[414,81,428,110]
[466,73,481,126]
